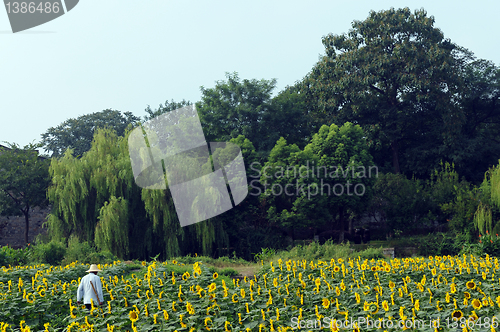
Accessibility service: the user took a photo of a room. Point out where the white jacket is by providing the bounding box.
[77,273,104,305]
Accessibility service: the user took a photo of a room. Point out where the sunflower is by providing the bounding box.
[322,298,330,309]
[450,283,457,293]
[384,265,391,272]
[389,280,395,288]
[213,272,218,279]
[466,280,476,290]
[464,292,471,299]
[204,317,212,331]
[368,302,379,315]
[129,310,138,322]
[471,299,482,310]
[382,300,390,311]
[186,302,195,315]
[333,266,340,273]
[363,301,370,311]
[469,311,479,322]
[208,283,216,292]
[26,293,35,304]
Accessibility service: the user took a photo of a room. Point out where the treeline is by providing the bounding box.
[2,8,500,261]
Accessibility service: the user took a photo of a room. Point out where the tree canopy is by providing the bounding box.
[304,7,463,176]
[0,143,50,243]
[196,72,313,153]
[41,109,140,158]
[46,128,228,259]
[260,122,376,241]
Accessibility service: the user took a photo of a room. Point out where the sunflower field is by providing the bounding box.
[1,254,500,331]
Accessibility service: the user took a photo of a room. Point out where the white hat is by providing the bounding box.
[86,264,102,273]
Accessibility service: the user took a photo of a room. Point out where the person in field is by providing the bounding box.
[77,264,104,310]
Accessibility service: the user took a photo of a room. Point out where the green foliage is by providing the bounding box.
[401,233,467,256]
[196,72,276,149]
[0,245,32,267]
[60,234,118,265]
[273,240,352,262]
[252,247,276,262]
[466,161,500,236]
[30,240,66,265]
[196,73,312,153]
[262,123,376,241]
[47,127,226,260]
[0,143,51,244]
[368,173,433,235]
[218,267,238,277]
[453,58,500,183]
[354,247,385,260]
[95,196,129,257]
[41,109,139,157]
[143,99,192,121]
[304,7,464,176]
[474,232,500,257]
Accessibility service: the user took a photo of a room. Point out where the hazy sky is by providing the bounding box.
[2,0,499,149]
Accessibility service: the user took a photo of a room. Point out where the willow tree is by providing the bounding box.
[95,196,129,256]
[48,124,229,259]
[47,128,139,257]
[474,163,500,235]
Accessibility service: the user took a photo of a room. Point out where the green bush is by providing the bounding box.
[61,235,95,265]
[472,231,500,257]
[219,268,238,277]
[273,240,352,262]
[353,247,385,260]
[31,240,66,265]
[0,245,32,267]
[86,250,118,265]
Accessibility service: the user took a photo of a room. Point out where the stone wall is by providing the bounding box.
[0,206,50,248]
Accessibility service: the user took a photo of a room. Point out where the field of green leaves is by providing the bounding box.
[1,254,500,331]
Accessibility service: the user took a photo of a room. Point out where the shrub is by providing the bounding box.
[0,245,32,267]
[353,247,385,260]
[273,240,352,261]
[219,268,238,277]
[31,240,66,265]
[61,235,96,265]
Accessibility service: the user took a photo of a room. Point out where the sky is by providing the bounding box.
[1,0,499,149]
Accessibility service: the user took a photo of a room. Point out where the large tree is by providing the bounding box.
[41,109,140,158]
[304,7,463,175]
[0,143,50,244]
[47,128,227,259]
[451,58,500,183]
[196,72,313,153]
[260,122,376,241]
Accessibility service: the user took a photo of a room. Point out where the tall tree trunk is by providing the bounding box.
[391,140,400,174]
